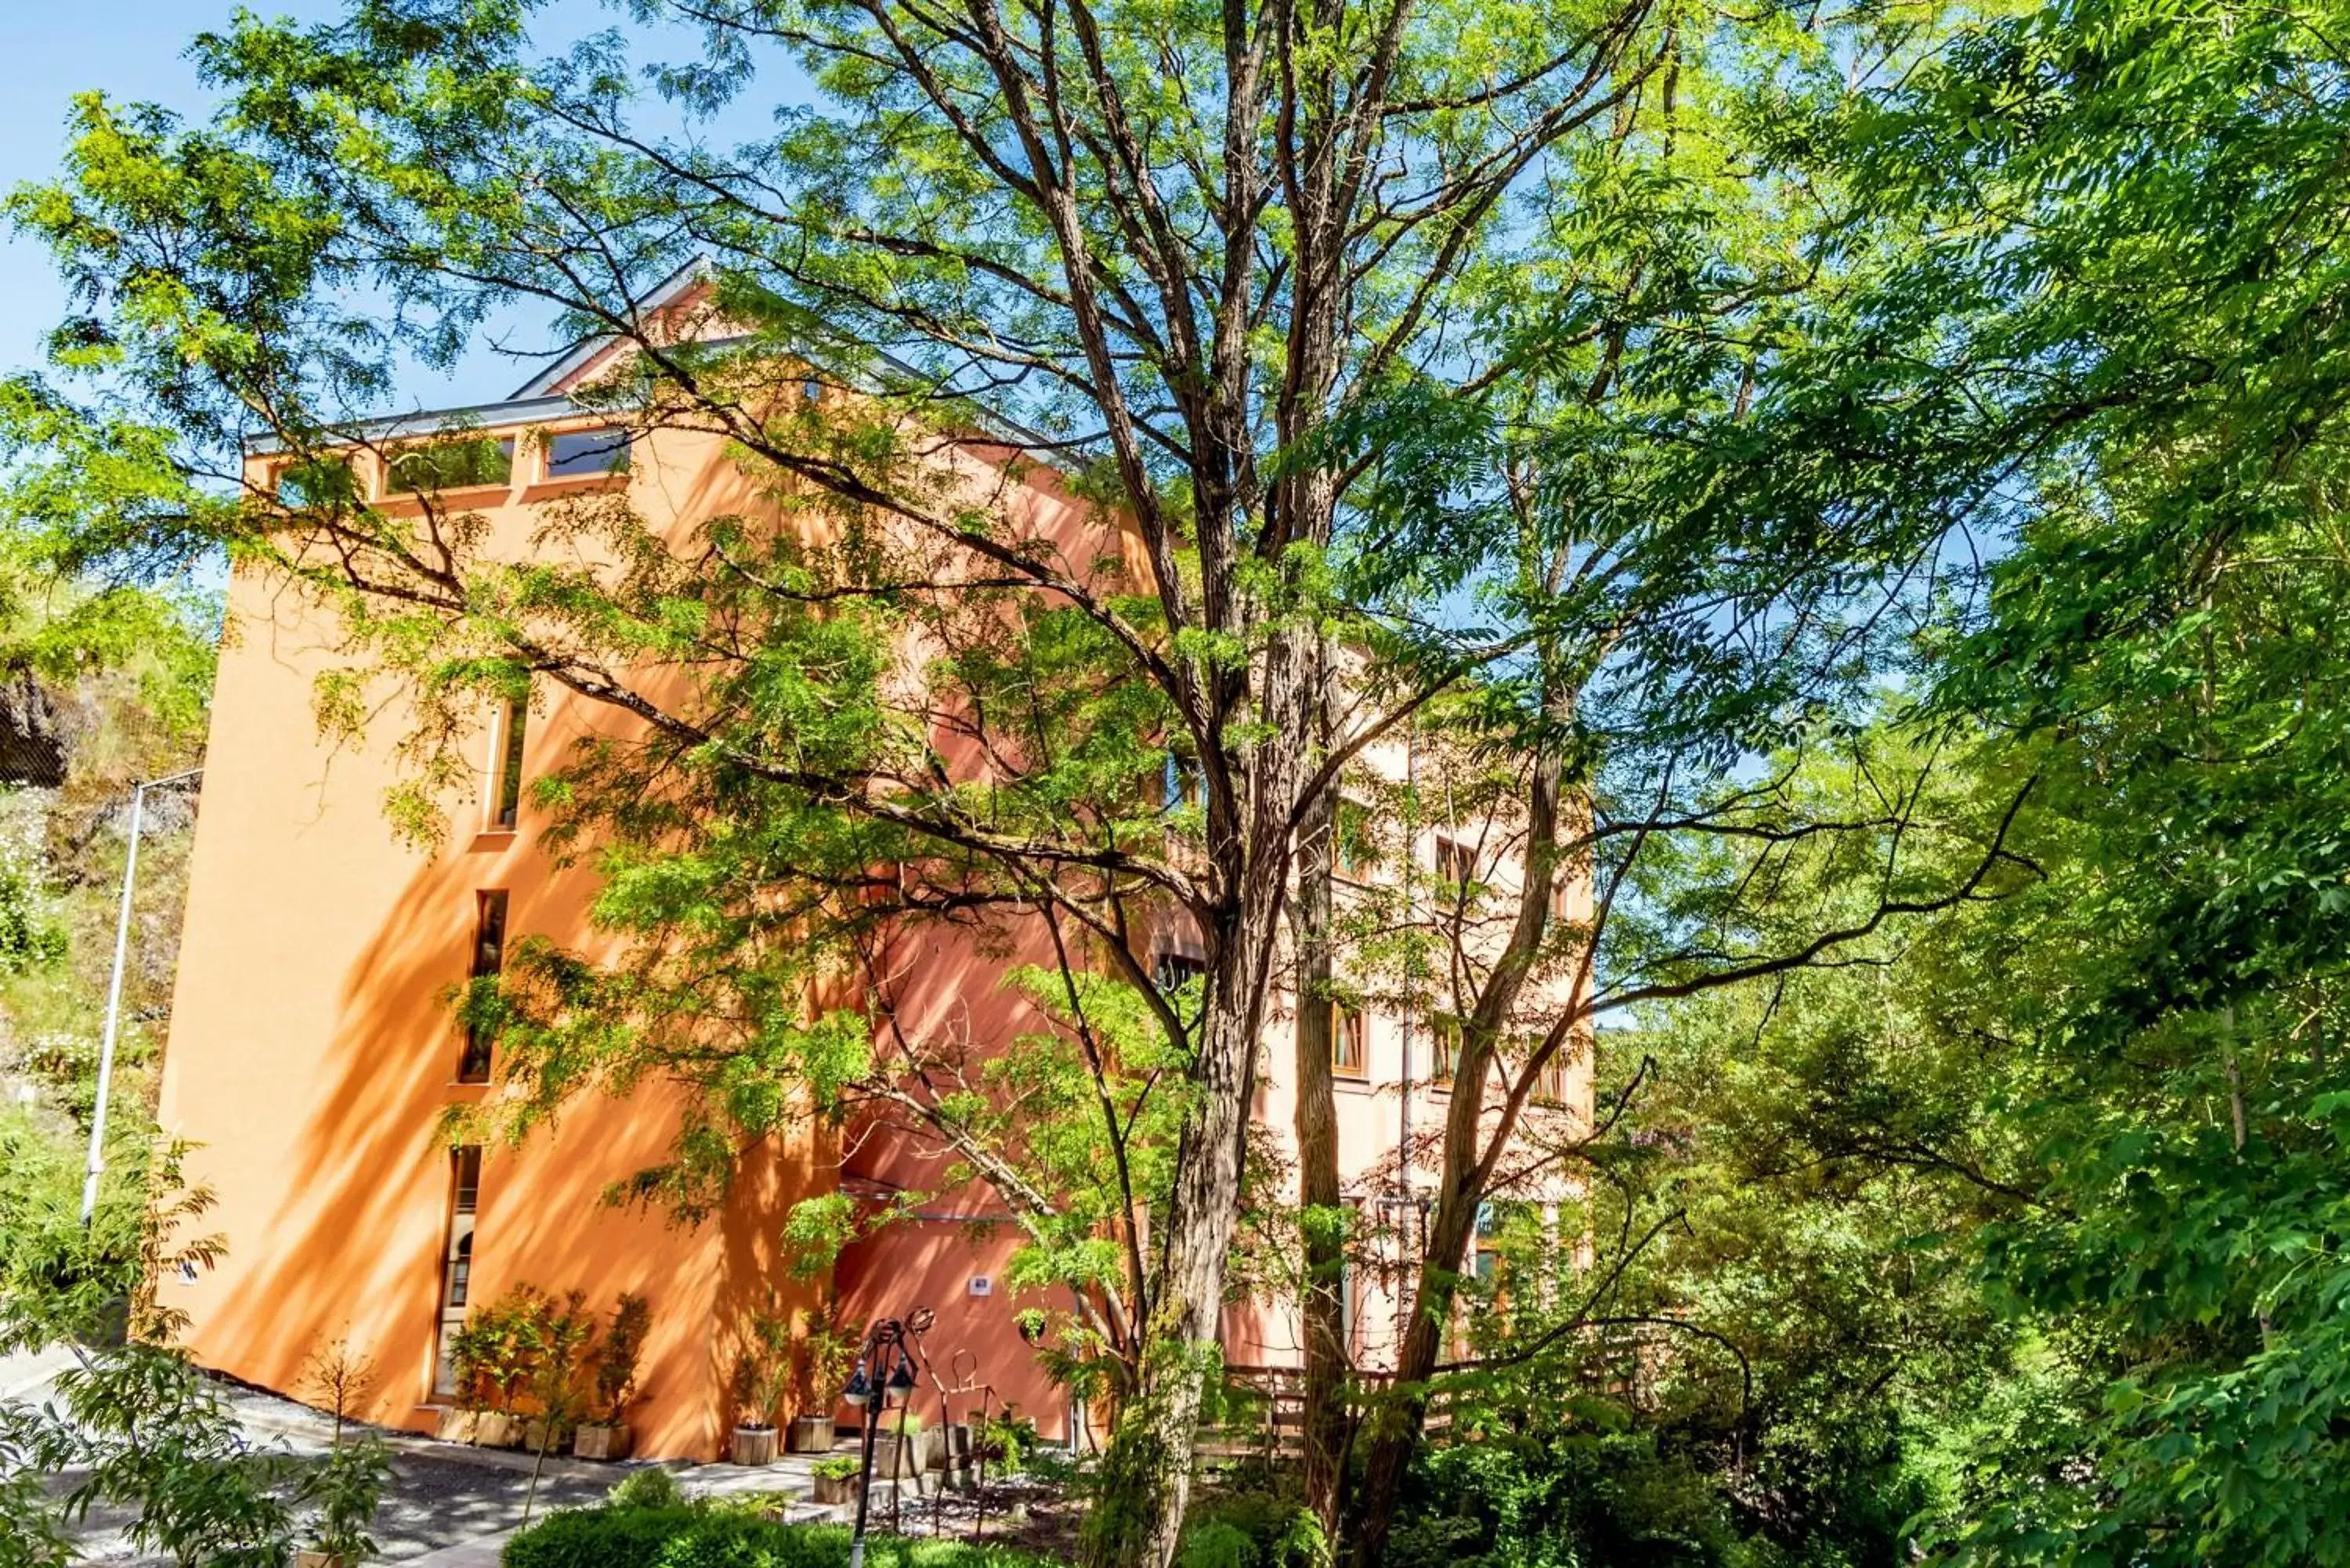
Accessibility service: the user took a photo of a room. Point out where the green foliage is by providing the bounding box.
[607,1465,685,1511]
[501,1509,1061,1568]
[4,1342,388,1567]
[809,1454,862,1481]
[1387,1434,1743,1568]
[1180,1490,1325,1568]
[729,1300,795,1429]
[971,1406,1038,1474]
[595,1292,653,1425]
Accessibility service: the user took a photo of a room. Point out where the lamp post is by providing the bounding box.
[80,767,202,1228]
[841,1313,931,1568]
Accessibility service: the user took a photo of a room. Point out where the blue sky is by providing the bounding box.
[0,4,335,383]
[0,2,758,414]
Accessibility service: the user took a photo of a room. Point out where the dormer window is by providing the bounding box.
[545,425,631,478]
[276,457,356,508]
[385,436,514,494]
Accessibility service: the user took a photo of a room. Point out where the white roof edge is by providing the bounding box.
[506,256,715,401]
[244,395,584,455]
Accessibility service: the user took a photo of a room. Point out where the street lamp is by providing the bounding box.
[844,1314,932,1568]
[80,767,202,1228]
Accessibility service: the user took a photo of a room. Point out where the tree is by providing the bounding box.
[5,2,2026,1562]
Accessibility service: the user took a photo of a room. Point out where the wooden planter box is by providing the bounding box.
[519,1418,569,1454]
[811,1470,859,1505]
[472,1412,518,1448]
[432,1409,478,1445]
[786,1415,834,1454]
[731,1425,779,1467]
[874,1429,933,1476]
[573,1422,633,1461]
[294,1553,354,1568]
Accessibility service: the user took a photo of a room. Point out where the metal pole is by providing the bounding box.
[848,1359,884,1568]
[80,768,200,1228]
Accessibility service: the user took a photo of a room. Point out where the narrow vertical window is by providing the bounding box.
[1434,836,1477,890]
[457,891,508,1084]
[1330,1000,1366,1078]
[489,697,527,830]
[1532,1042,1569,1104]
[432,1146,482,1397]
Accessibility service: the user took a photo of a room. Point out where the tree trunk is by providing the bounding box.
[1351,1185,1485,1565]
[1083,627,1321,1568]
[1289,680,1348,1537]
[1349,723,1571,1567]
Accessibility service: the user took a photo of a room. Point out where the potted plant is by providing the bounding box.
[787,1306,857,1454]
[437,1318,489,1444]
[727,1302,792,1466]
[516,1290,596,1526]
[574,1292,649,1461]
[466,1296,526,1448]
[463,1284,552,1448]
[809,1453,862,1506]
[875,1411,930,1477]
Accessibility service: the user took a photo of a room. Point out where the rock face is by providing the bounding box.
[0,674,65,788]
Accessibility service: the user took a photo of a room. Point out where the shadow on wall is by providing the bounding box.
[179,753,818,1461]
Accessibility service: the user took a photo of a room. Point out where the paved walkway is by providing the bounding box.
[4,1353,841,1565]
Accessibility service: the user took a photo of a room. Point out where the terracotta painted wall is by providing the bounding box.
[158,432,830,1459]
[157,383,1593,1458]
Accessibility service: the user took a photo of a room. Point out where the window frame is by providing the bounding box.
[486,695,528,833]
[1426,1014,1459,1088]
[383,436,515,497]
[431,1146,483,1398]
[542,425,632,479]
[457,891,508,1086]
[1330,999,1368,1079]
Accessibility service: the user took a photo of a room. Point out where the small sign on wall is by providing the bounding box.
[968,1276,993,1297]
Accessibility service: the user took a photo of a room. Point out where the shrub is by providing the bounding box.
[810,1454,861,1480]
[607,1466,684,1509]
[503,1508,1062,1568]
[595,1294,653,1425]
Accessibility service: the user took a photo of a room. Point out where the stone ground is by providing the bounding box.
[1,1349,838,1565]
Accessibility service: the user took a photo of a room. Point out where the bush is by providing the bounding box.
[503,1508,1061,1568]
[1180,1489,1325,1568]
[608,1467,685,1510]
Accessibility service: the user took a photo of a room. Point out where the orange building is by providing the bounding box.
[157,273,1593,1458]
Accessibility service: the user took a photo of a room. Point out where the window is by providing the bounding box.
[432,1147,483,1396]
[488,697,528,831]
[386,436,515,494]
[457,891,508,1084]
[1333,799,1374,881]
[1155,952,1207,1027]
[1331,1000,1367,1078]
[1434,836,1477,891]
[276,457,356,508]
[1162,753,1208,812]
[545,425,631,478]
[1427,1015,1459,1086]
[1531,1043,1570,1105]
[1155,952,1207,997]
[802,376,824,406]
